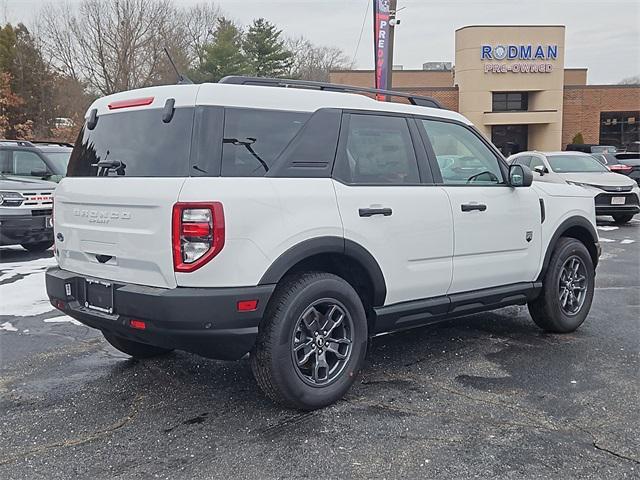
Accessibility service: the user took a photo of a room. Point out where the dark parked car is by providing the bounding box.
[591,152,640,186]
[0,140,72,183]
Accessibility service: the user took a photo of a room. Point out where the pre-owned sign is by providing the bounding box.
[373,0,391,95]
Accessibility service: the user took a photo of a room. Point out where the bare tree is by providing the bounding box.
[40,0,196,95]
[178,2,220,67]
[619,75,640,85]
[286,36,349,82]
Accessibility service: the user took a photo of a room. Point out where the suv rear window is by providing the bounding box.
[221,108,309,177]
[67,108,194,177]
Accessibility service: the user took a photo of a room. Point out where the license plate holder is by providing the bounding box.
[611,196,626,205]
[84,279,114,314]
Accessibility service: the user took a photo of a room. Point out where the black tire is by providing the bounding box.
[612,214,634,224]
[21,240,54,252]
[103,332,173,359]
[528,237,595,333]
[250,272,368,410]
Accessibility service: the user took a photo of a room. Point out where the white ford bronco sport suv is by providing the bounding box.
[46,77,600,410]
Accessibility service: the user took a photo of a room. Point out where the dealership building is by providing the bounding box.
[330,25,640,154]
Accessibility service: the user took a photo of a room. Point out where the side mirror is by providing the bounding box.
[533,165,547,176]
[31,169,52,179]
[509,164,533,187]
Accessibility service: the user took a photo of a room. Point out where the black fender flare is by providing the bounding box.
[258,236,387,306]
[537,216,599,282]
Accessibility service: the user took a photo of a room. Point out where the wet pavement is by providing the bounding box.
[0,218,638,479]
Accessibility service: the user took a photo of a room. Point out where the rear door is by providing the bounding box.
[418,119,541,294]
[56,93,197,288]
[332,112,453,306]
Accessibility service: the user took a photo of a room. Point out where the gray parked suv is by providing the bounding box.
[0,174,56,251]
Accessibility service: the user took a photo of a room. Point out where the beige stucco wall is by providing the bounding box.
[455,25,566,150]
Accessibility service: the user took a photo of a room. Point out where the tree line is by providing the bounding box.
[0,0,350,142]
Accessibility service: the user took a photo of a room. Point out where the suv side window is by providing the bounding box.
[419,120,504,185]
[529,155,545,170]
[222,108,310,177]
[12,151,48,176]
[512,156,531,167]
[334,113,420,185]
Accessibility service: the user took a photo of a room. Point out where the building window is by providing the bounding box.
[492,92,528,112]
[600,111,640,149]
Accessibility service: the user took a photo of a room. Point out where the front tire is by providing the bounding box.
[612,214,634,224]
[250,272,368,410]
[103,332,173,359]
[21,240,54,252]
[528,237,595,333]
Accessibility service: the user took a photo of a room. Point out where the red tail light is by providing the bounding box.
[172,202,225,273]
[609,164,633,174]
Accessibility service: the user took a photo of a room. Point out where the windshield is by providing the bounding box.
[44,151,72,174]
[67,107,193,177]
[548,155,609,173]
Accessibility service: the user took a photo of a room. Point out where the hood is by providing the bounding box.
[0,175,58,190]
[556,172,636,188]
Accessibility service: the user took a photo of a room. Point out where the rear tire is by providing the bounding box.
[103,332,173,359]
[250,272,368,410]
[21,240,53,252]
[612,214,634,224]
[528,237,595,333]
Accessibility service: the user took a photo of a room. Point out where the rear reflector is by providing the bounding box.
[108,97,154,110]
[129,319,147,330]
[237,300,258,312]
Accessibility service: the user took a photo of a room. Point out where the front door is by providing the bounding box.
[332,112,454,306]
[492,125,528,156]
[419,119,541,294]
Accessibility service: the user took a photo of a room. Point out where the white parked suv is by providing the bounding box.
[46,77,601,410]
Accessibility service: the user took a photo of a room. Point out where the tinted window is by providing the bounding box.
[13,151,48,176]
[492,92,528,112]
[222,109,309,177]
[420,120,504,185]
[547,154,609,173]
[0,150,11,174]
[67,108,194,177]
[335,114,419,185]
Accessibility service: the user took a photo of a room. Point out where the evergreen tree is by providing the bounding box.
[243,18,293,78]
[196,18,249,83]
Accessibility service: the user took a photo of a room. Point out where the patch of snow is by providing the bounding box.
[597,226,619,231]
[0,256,57,316]
[599,238,615,243]
[621,239,635,244]
[0,321,18,332]
[44,316,83,326]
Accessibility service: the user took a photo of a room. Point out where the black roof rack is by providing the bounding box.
[218,76,444,109]
[0,139,35,147]
[29,140,74,148]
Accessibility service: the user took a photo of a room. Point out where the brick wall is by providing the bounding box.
[396,87,460,111]
[562,85,640,147]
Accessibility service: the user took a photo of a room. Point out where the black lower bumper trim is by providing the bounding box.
[0,215,53,245]
[46,267,275,360]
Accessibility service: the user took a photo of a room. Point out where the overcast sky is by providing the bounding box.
[2,0,639,84]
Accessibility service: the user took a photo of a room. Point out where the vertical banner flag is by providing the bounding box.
[373,0,391,98]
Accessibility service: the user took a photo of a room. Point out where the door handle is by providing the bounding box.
[461,203,487,212]
[359,207,393,217]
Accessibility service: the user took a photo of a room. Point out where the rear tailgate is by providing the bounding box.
[55,85,199,288]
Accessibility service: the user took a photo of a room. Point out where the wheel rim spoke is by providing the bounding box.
[301,306,321,334]
[558,255,589,315]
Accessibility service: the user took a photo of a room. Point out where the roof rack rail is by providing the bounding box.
[218,76,444,109]
[0,139,35,147]
[29,140,74,148]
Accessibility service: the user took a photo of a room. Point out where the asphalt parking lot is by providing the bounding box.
[0,218,638,480]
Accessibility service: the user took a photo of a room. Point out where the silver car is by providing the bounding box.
[507,151,640,224]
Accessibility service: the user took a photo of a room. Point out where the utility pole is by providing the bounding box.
[386,0,398,92]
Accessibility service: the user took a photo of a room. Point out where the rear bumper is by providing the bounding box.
[45,267,275,360]
[595,205,639,216]
[0,214,53,246]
